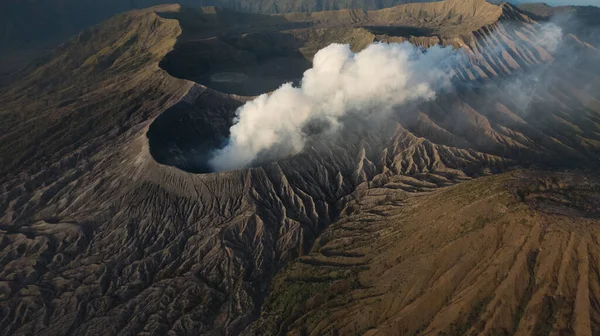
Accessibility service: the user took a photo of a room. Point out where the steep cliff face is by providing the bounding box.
[1,1,600,335]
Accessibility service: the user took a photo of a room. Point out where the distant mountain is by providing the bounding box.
[518,2,600,18]
[0,0,432,55]
[518,2,600,46]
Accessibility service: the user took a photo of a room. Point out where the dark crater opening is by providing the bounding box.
[158,15,312,96]
[147,88,241,173]
[364,25,435,37]
[151,10,317,172]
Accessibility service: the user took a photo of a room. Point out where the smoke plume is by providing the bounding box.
[209,43,460,171]
[208,16,573,172]
[535,22,564,53]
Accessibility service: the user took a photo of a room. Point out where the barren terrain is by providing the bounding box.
[1,0,600,335]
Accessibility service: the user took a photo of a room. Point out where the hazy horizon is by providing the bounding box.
[519,0,599,6]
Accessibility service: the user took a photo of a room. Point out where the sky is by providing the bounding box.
[520,0,599,6]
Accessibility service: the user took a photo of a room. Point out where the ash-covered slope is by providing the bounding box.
[1,1,600,335]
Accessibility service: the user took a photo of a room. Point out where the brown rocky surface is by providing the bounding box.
[1,1,599,335]
[247,170,600,335]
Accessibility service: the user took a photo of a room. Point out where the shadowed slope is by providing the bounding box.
[0,0,434,70]
[518,2,600,46]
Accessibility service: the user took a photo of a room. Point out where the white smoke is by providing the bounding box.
[209,42,460,171]
[534,23,564,53]
[500,23,564,112]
